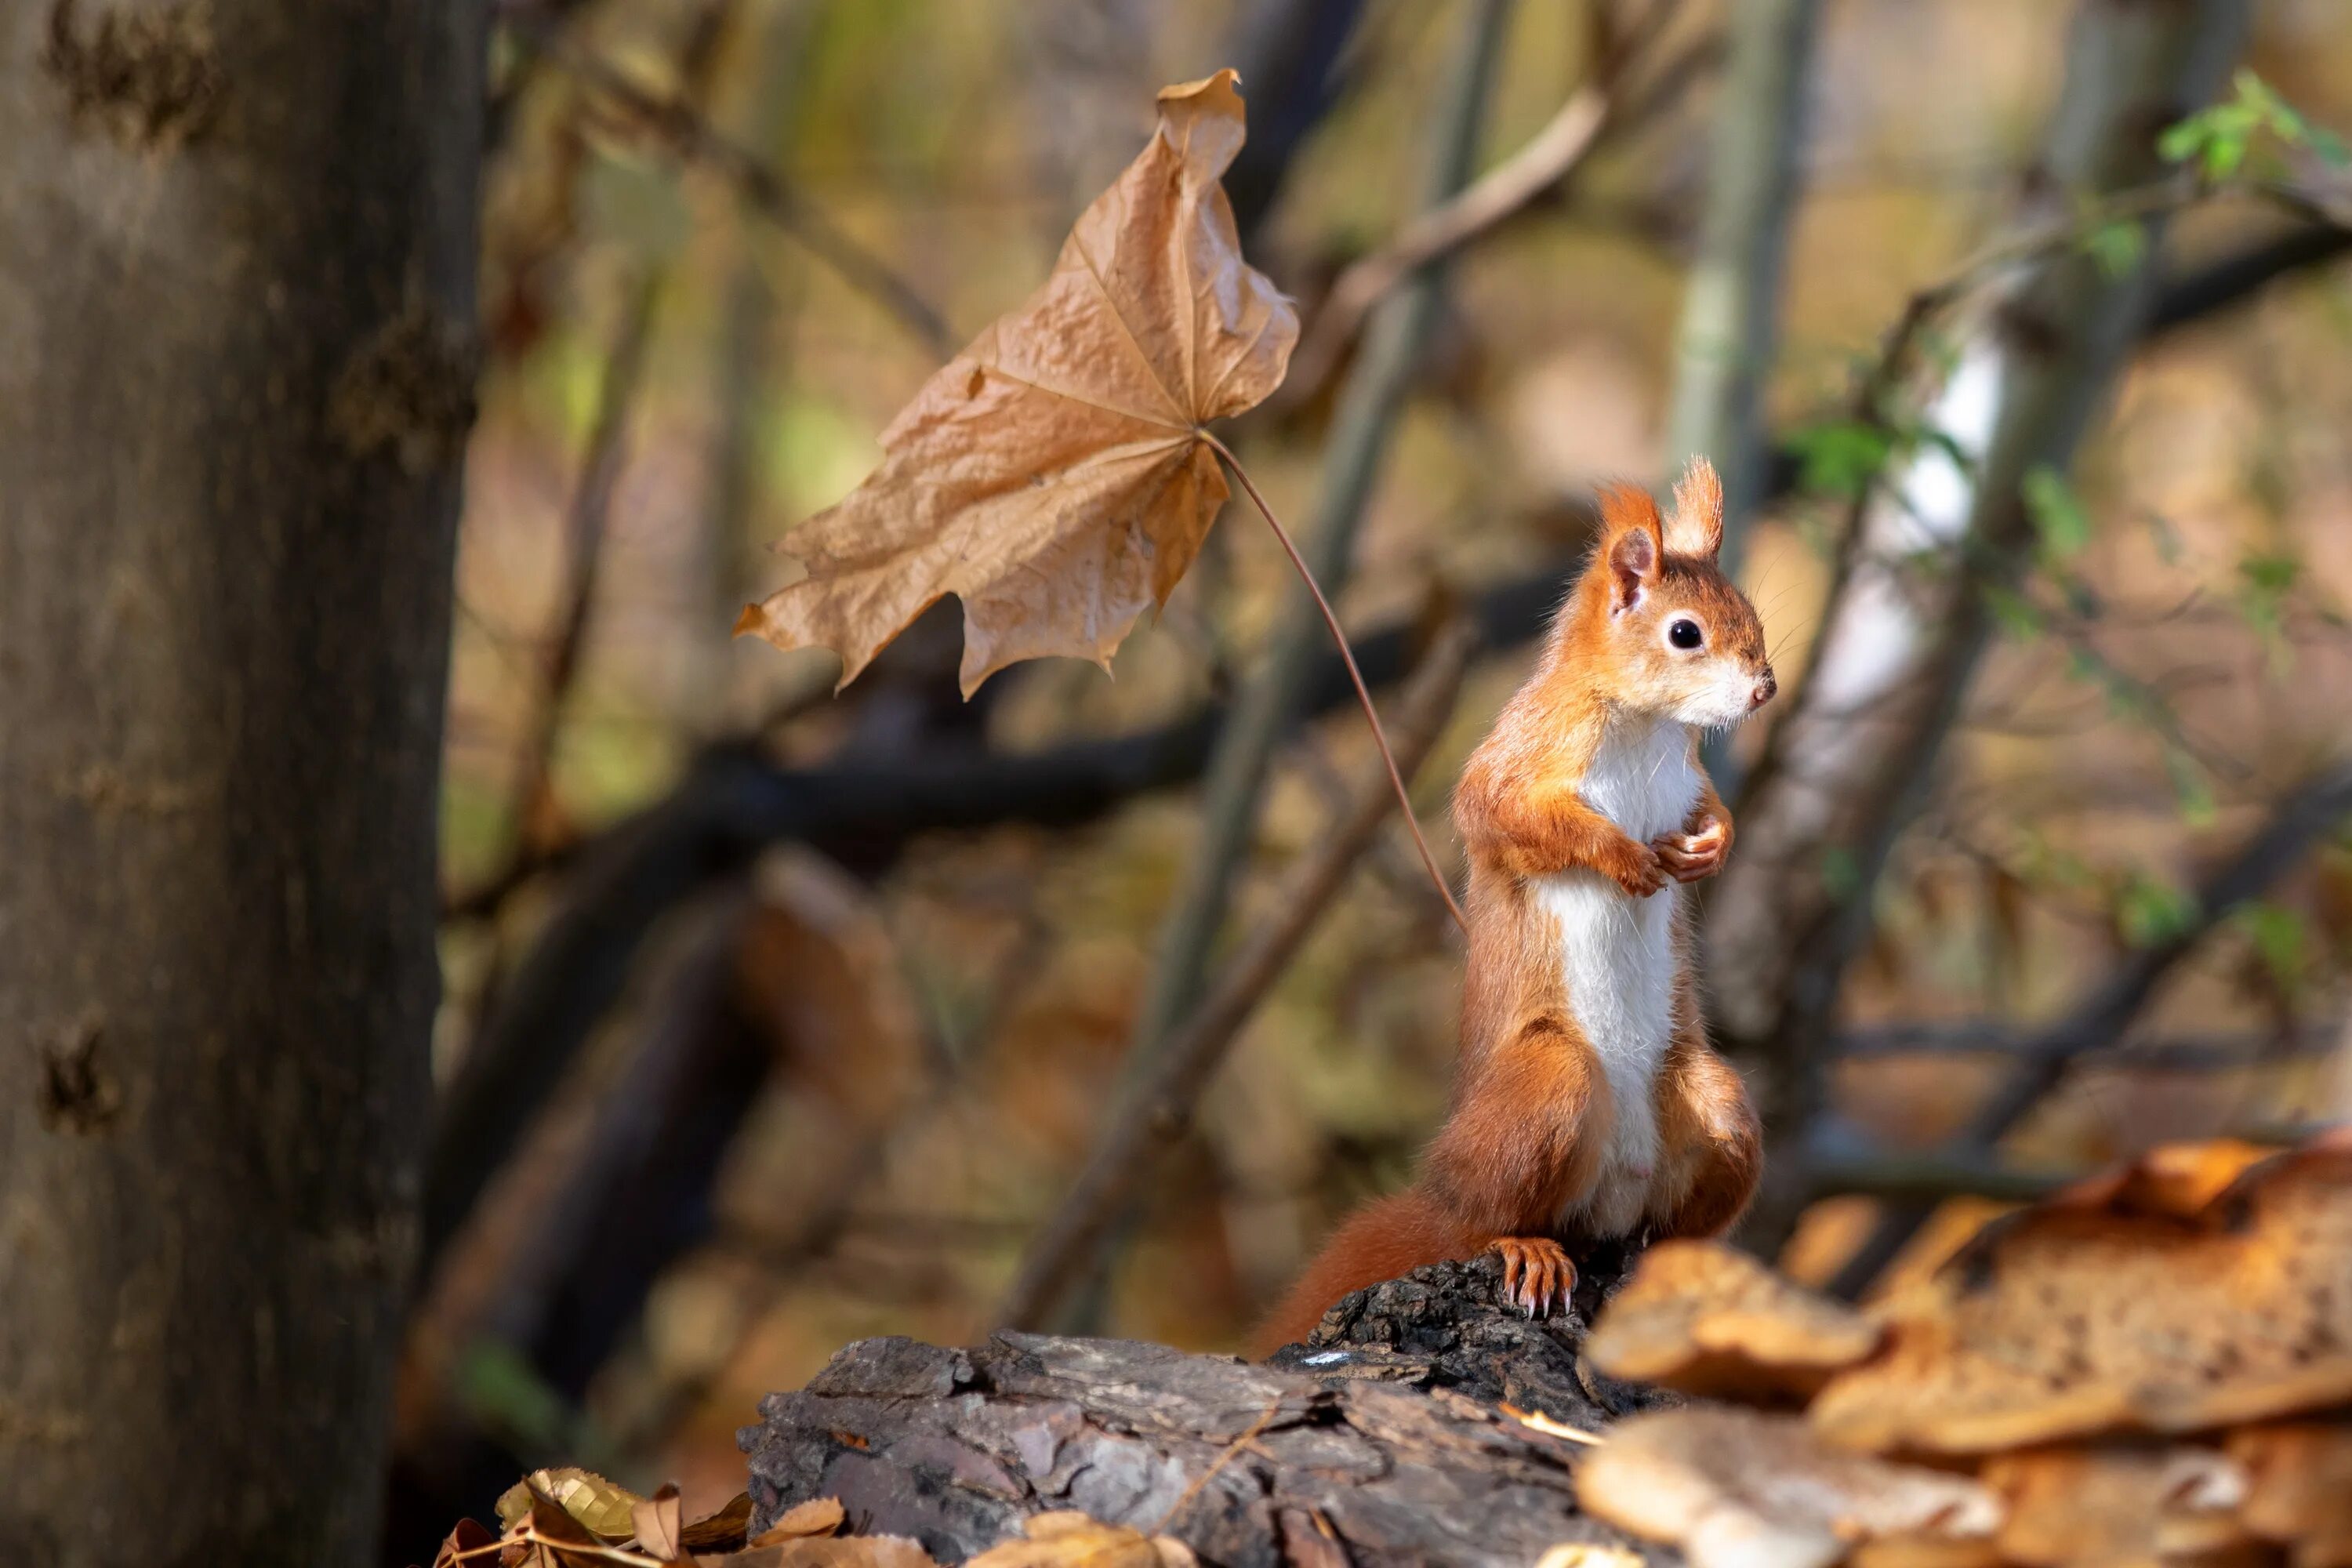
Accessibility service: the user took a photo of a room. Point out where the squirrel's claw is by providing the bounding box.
[1491,1236,1577,1319]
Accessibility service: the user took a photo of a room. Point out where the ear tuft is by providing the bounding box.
[1668,456,1726,559]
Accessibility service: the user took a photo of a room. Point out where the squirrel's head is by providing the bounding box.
[1576,457,1776,727]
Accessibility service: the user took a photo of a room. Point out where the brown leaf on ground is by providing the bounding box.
[684,1491,759,1553]
[1978,1444,2248,1566]
[495,1468,645,1541]
[750,1497,848,1544]
[426,1518,499,1568]
[2229,1422,2352,1567]
[727,1537,939,1568]
[1810,1141,2352,1456]
[633,1484,687,1563]
[964,1511,1197,1567]
[1584,1240,1883,1402]
[1575,1408,1998,1568]
[736,69,1298,697]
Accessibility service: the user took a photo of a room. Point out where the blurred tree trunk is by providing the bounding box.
[1704,0,2249,1247]
[0,3,485,1563]
[1661,0,1818,585]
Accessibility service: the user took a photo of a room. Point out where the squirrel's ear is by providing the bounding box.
[1667,456,1725,559]
[1599,483,1662,611]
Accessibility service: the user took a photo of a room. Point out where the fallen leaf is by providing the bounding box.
[684,1491,759,1553]
[1978,1443,2248,1566]
[495,1468,645,1542]
[510,1484,622,1568]
[965,1511,1196,1567]
[1585,1240,1883,1402]
[1577,1408,1999,1568]
[735,69,1298,696]
[751,1497,848,1544]
[428,1518,499,1568]
[632,1483,685,1563]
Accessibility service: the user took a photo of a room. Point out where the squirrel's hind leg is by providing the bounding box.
[1648,1030,1763,1240]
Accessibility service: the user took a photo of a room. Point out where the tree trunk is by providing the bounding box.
[0,3,485,1563]
[1701,0,2249,1243]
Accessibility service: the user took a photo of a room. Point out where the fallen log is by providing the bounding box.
[738,1252,1671,1566]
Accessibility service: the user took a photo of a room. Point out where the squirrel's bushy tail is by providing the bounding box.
[1249,1188,1475,1359]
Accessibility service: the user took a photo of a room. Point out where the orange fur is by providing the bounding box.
[1255,460,1773,1356]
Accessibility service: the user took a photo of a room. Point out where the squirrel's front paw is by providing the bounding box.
[1653,816,1730,884]
[1490,1236,1577,1318]
[1606,841,1669,898]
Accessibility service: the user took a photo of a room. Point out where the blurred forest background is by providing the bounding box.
[13,0,2350,1561]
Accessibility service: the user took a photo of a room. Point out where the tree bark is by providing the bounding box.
[1700,0,2249,1243]
[0,3,485,1563]
[742,1254,1666,1568]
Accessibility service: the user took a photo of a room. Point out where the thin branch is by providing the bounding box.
[995,621,1478,1332]
[1834,1023,2326,1071]
[505,270,660,872]
[504,8,955,358]
[1204,430,1465,930]
[1278,9,1710,410]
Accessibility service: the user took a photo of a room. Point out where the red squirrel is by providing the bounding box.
[1254,458,1775,1354]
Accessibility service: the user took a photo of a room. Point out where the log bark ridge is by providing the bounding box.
[740,1254,1671,1567]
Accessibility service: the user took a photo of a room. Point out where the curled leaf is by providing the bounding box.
[736,70,1297,696]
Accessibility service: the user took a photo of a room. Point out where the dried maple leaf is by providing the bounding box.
[750,1497,847,1544]
[1585,1240,1883,1402]
[737,70,1298,697]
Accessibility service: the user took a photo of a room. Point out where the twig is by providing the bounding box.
[1279,7,1708,411]
[1154,1396,1290,1534]
[995,621,1477,1331]
[1824,759,2352,1298]
[508,270,660,867]
[1280,86,1607,405]
[504,9,955,358]
[1203,430,1465,930]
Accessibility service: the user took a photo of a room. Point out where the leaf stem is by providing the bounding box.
[1201,430,1468,932]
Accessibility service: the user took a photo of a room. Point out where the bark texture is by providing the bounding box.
[742,1254,1669,1568]
[0,2,485,1563]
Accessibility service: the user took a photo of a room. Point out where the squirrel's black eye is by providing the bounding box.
[1668,618,1703,650]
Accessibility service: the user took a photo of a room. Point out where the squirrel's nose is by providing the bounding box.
[1751,667,1777,707]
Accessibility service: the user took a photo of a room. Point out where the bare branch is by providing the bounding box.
[995,622,1479,1332]
[1821,758,2352,1297]
[504,9,956,358]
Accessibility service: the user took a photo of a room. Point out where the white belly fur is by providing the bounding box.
[1531,715,1699,1236]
